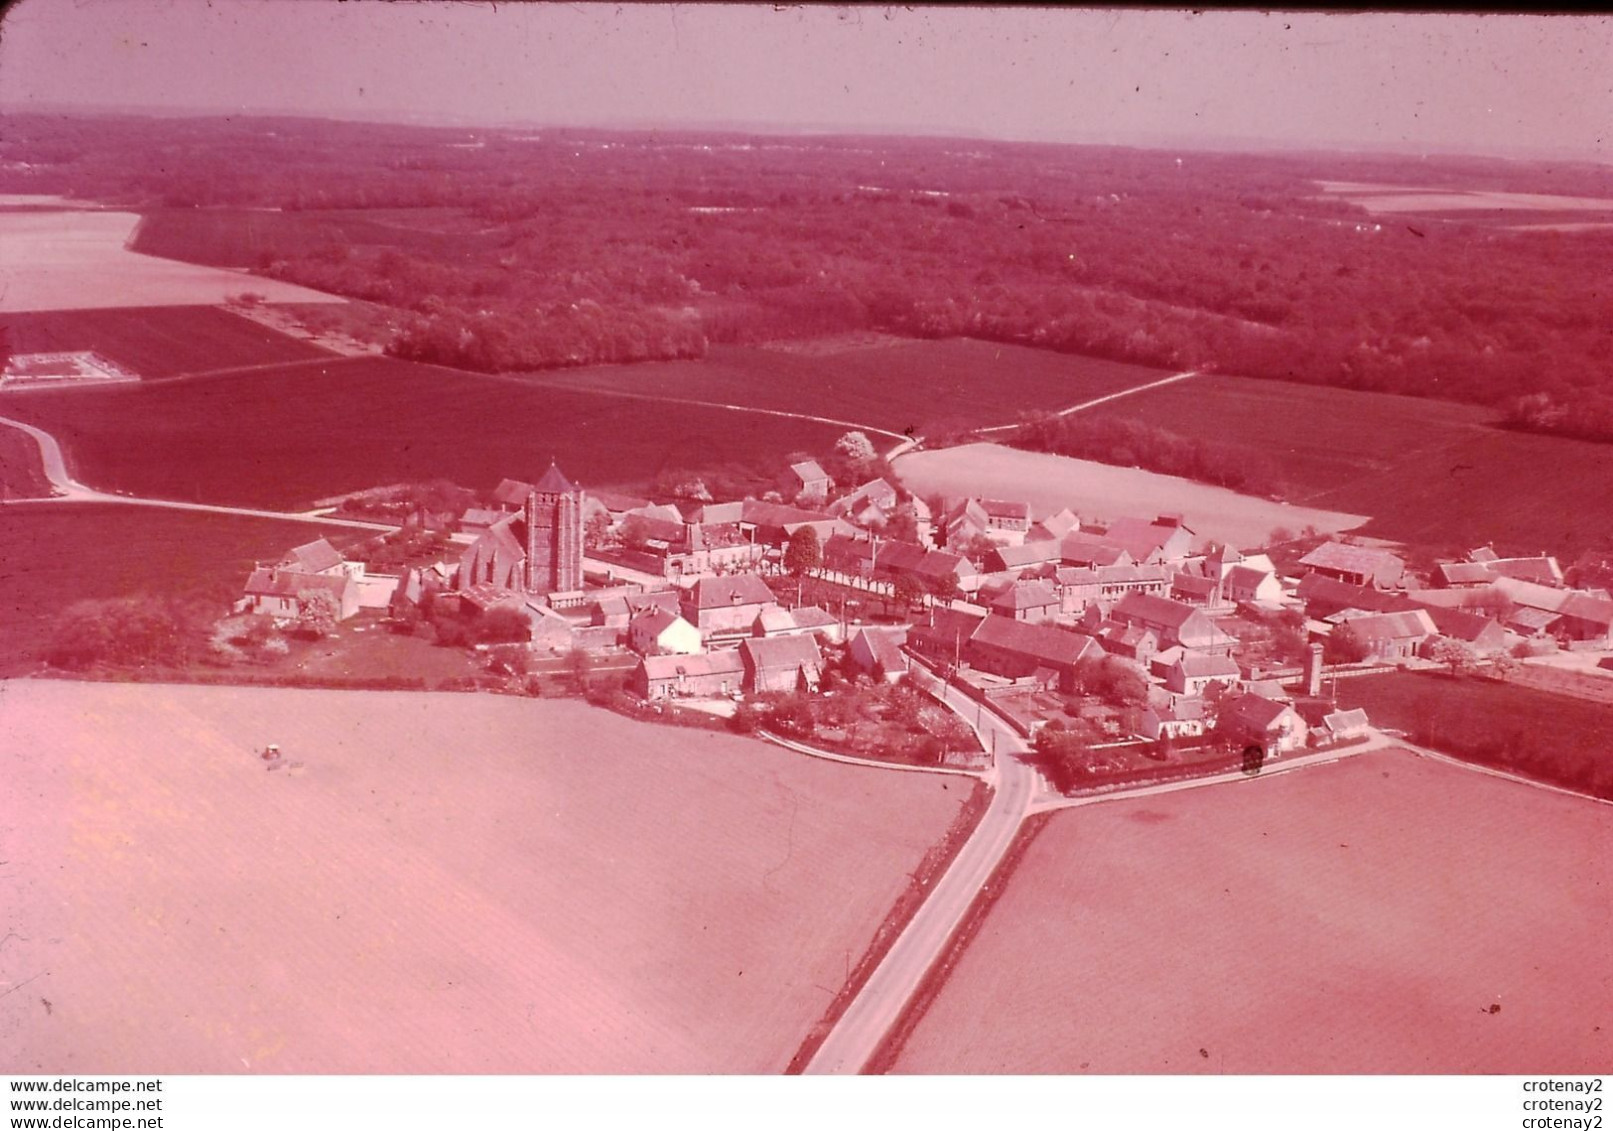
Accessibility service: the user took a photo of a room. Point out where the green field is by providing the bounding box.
[1335,670,1613,798]
[0,355,846,510]
[0,503,369,675]
[522,338,1173,435]
[2,305,332,378]
[1083,374,1613,553]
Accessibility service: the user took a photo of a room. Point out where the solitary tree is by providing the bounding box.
[1428,637,1477,679]
[834,430,879,474]
[927,571,961,606]
[893,572,927,613]
[1324,621,1371,664]
[784,526,822,604]
[295,589,341,639]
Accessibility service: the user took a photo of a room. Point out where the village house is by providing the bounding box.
[847,626,909,682]
[828,477,901,527]
[1169,569,1225,610]
[1219,692,1309,756]
[1221,563,1286,607]
[1298,541,1406,590]
[1141,691,1209,741]
[1489,577,1613,646]
[1051,566,1102,614]
[1089,620,1159,664]
[627,608,703,657]
[740,635,825,693]
[1095,563,1171,601]
[634,650,746,701]
[1164,652,1241,696]
[681,574,781,636]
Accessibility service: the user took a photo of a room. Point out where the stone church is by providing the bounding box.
[458,462,585,596]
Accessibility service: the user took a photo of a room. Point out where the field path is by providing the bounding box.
[972,367,1200,436]
[0,414,397,531]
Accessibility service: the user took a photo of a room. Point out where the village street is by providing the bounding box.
[802,662,1038,1074]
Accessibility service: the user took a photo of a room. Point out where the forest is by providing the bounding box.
[4,112,1612,440]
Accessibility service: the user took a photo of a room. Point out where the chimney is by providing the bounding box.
[1304,642,1324,698]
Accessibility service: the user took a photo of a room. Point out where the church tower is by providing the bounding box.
[524,461,584,594]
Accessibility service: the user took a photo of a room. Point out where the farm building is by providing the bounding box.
[908,607,989,669]
[984,540,1064,576]
[1169,570,1224,610]
[1295,573,1413,620]
[237,567,360,622]
[628,609,703,657]
[964,616,1102,692]
[848,627,909,682]
[1435,555,1564,589]
[984,579,1061,624]
[1101,515,1195,564]
[782,459,833,506]
[741,635,825,693]
[1108,592,1236,653]
[1219,693,1308,756]
[1417,604,1512,655]
[1298,542,1405,590]
[753,605,842,644]
[1089,621,1159,664]
[1059,532,1135,569]
[941,497,1030,547]
[634,650,746,700]
[1028,508,1081,542]
[1320,708,1371,743]
[1331,609,1438,661]
[681,574,781,635]
[280,538,346,576]
[737,499,854,547]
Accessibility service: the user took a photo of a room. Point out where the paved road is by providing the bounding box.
[802,666,1038,1074]
[0,414,397,531]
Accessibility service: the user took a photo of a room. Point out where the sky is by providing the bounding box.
[0,2,1608,160]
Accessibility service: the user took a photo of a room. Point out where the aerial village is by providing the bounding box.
[229,430,1613,789]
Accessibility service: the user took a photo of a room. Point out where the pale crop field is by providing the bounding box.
[894,442,1366,551]
[892,749,1613,1074]
[0,680,964,1073]
[0,208,343,312]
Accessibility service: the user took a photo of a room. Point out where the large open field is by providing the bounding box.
[0,504,370,675]
[2,305,333,378]
[522,339,1173,435]
[891,749,1613,1073]
[893,442,1367,551]
[0,679,966,1073]
[0,207,345,312]
[0,356,845,509]
[1079,374,1613,553]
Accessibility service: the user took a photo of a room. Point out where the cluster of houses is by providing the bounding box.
[232,450,1613,764]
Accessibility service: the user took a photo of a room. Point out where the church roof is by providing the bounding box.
[533,461,577,495]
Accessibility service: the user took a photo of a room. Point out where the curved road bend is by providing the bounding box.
[803,666,1039,1075]
[0,414,397,532]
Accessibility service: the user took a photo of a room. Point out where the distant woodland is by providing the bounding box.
[4,113,1612,440]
